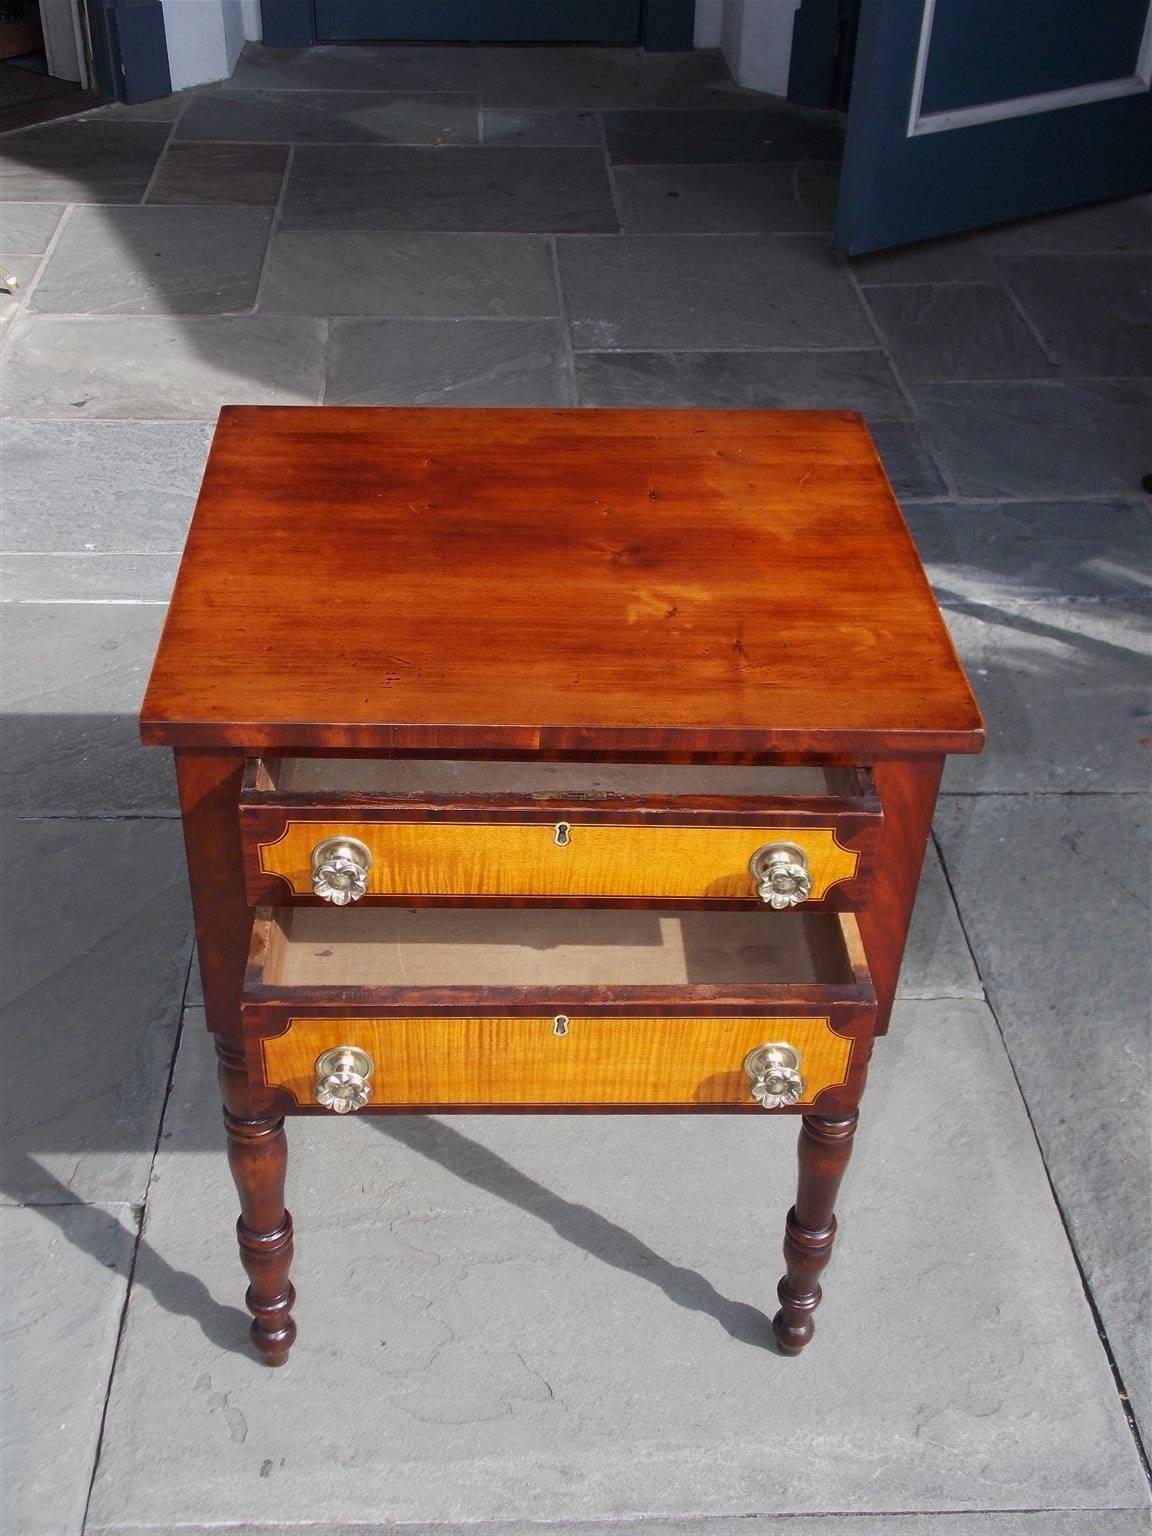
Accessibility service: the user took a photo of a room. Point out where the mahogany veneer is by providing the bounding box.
[144,406,982,1368]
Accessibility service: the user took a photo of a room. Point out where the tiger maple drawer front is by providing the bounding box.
[239,758,882,910]
[258,1012,862,1111]
[242,905,876,1114]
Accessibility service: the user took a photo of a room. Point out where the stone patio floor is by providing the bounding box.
[0,41,1149,1536]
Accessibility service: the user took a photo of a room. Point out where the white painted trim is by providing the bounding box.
[906,0,1152,138]
[222,0,247,73]
[40,0,86,86]
[905,0,938,134]
[693,0,724,49]
[716,0,802,97]
[240,0,263,42]
[163,0,248,89]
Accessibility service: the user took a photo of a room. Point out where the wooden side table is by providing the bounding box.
[141,407,983,1366]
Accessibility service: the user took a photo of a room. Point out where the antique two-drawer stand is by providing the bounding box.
[141,407,983,1366]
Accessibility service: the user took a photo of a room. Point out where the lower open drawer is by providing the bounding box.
[242,907,877,1114]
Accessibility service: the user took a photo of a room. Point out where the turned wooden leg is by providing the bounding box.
[218,1042,297,1366]
[175,752,298,1366]
[773,1111,858,1356]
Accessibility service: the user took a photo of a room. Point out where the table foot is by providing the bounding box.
[772,1112,858,1355]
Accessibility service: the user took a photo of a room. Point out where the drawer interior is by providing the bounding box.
[252,757,869,800]
[253,906,866,990]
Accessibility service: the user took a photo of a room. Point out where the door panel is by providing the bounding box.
[837,0,1152,253]
[918,0,1149,113]
[314,0,642,43]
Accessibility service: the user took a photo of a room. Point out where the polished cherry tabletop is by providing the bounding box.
[141,406,983,758]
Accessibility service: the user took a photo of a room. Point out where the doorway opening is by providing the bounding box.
[0,0,102,132]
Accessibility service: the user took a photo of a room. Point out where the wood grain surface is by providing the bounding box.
[259,1012,855,1110]
[241,907,876,1119]
[140,407,984,759]
[774,1112,859,1353]
[253,818,862,902]
[246,905,870,990]
[176,751,253,1039]
[260,758,868,796]
[857,757,942,1035]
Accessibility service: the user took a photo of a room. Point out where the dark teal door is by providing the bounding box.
[314,0,642,43]
[837,0,1152,253]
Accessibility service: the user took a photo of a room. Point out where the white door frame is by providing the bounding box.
[40,0,91,88]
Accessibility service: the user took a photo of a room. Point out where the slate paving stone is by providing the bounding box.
[185,947,203,1006]
[145,141,289,205]
[227,41,480,92]
[261,230,558,317]
[30,205,273,316]
[997,253,1152,376]
[913,379,1152,498]
[482,108,600,146]
[560,235,872,350]
[977,194,1152,255]
[903,498,1152,608]
[81,1517,1152,1536]
[0,120,170,202]
[862,282,1054,381]
[614,162,837,234]
[575,347,908,417]
[935,793,1152,1442]
[1,1204,137,1536]
[0,819,190,1203]
[86,1001,1146,1529]
[282,145,618,232]
[850,232,997,284]
[1,314,326,417]
[899,842,982,1000]
[867,420,949,498]
[478,45,742,110]
[326,317,572,406]
[0,601,176,814]
[0,551,181,603]
[0,200,64,251]
[177,87,478,145]
[604,105,843,164]
[0,420,213,550]
[76,89,195,123]
[939,602,1150,792]
[791,161,841,229]
[0,252,37,334]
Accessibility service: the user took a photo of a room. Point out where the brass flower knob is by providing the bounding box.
[311,836,372,905]
[314,1046,374,1113]
[744,1043,806,1109]
[749,841,812,908]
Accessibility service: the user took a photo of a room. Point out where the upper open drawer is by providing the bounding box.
[239,758,882,910]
